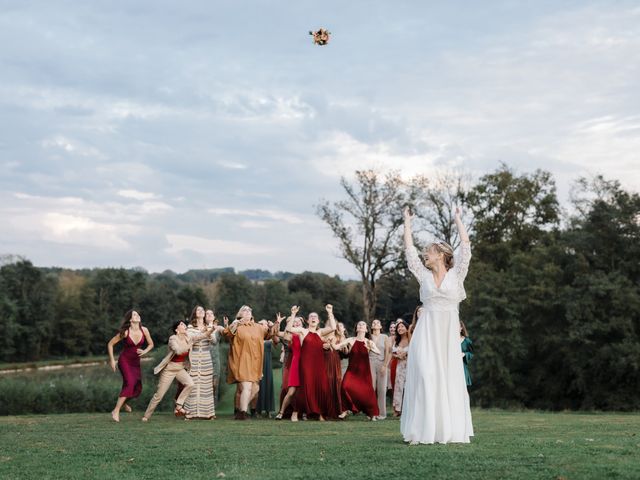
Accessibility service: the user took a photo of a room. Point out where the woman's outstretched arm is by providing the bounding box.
[454,207,470,244]
[403,206,427,280]
[454,207,472,281]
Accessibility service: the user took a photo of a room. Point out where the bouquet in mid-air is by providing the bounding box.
[309,28,331,45]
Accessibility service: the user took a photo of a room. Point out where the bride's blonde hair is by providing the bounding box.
[423,241,455,271]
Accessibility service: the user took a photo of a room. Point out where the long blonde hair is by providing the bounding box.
[423,241,454,271]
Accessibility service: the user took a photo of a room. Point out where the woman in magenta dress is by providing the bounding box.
[107,309,154,422]
[334,321,380,420]
[286,304,336,421]
[276,311,303,421]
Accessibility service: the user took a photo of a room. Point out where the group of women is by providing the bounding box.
[107,205,476,444]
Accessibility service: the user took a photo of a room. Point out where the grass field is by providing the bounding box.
[1,410,639,480]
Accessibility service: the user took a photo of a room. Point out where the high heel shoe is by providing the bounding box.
[174,404,187,417]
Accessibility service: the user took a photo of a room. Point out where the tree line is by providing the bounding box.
[1,165,638,410]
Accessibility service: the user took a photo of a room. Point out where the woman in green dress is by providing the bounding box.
[254,320,275,416]
[205,309,226,405]
[460,321,473,388]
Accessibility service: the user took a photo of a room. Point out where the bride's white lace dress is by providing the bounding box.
[400,241,474,444]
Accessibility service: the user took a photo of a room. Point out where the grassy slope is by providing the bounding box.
[0,410,638,480]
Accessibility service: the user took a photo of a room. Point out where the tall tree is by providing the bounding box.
[413,170,473,249]
[463,165,561,406]
[317,170,425,322]
[560,176,640,409]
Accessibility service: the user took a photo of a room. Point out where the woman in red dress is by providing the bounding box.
[322,328,343,419]
[388,321,398,394]
[286,304,336,421]
[276,310,303,421]
[334,321,380,420]
[107,310,154,422]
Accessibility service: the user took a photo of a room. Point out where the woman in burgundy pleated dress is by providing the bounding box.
[107,309,154,422]
[322,326,343,419]
[286,304,336,421]
[334,321,380,421]
[276,310,303,421]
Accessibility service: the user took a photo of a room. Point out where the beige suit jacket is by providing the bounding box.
[153,334,192,375]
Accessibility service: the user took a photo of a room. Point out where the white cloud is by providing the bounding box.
[7,211,135,250]
[165,234,276,255]
[208,207,304,225]
[41,135,106,159]
[117,189,159,200]
[217,161,247,170]
[238,221,271,229]
[42,213,133,249]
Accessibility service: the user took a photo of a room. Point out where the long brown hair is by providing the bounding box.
[189,305,205,327]
[410,304,423,333]
[118,309,140,338]
[395,320,411,346]
[335,322,347,343]
[460,320,469,338]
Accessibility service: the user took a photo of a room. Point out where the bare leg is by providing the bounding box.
[111,396,127,422]
[278,387,297,415]
[239,381,253,412]
[250,382,260,404]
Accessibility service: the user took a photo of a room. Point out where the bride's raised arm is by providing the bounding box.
[403,206,428,281]
[454,207,471,281]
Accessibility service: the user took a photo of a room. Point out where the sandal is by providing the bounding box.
[275,413,283,420]
[174,405,187,417]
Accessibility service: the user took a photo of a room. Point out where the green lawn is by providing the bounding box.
[1,410,638,480]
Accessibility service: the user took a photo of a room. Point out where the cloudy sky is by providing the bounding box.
[1,1,639,277]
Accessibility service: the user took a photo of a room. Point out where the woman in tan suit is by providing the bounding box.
[142,320,213,422]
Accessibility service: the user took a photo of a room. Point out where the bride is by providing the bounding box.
[400,206,474,444]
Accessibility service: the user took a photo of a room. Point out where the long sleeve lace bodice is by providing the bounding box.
[405,241,471,308]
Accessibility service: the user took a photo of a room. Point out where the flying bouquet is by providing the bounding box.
[309,28,331,45]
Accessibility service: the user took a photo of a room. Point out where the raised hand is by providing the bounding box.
[291,305,300,316]
[403,206,414,221]
[223,316,229,327]
[325,304,333,314]
[455,206,462,219]
[276,312,285,323]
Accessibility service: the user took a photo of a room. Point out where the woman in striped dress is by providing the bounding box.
[184,305,221,420]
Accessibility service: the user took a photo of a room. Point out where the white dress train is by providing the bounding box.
[400,241,474,444]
